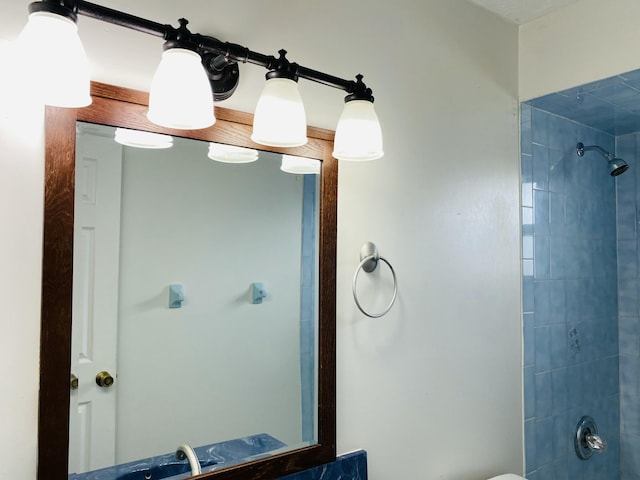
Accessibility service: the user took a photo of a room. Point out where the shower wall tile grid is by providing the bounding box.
[521,103,621,480]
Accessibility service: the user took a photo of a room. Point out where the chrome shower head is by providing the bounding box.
[576,142,629,176]
[608,157,629,176]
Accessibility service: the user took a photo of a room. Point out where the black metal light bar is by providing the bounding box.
[34,0,370,100]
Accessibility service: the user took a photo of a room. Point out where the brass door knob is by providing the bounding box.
[70,374,79,391]
[95,371,114,388]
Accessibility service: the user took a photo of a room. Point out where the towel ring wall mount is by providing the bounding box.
[352,241,398,318]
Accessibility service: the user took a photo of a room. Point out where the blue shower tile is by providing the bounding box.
[592,315,618,358]
[534,282,551,324]
[536,417,554,466]
[565,364,582,400]
[525,365,536,419]
[532,109,550,146]
[548,281,566,324]
[523,276,535,313]
[524,313,535,366]
[564,281,583,325]
[618,197,637,243]
[564,194,580,233]
[552,413,570,460]
[523,259,534,278]
[536,372,553,418]
[523,234,534,259]
[522,155,534,207]
[548,113,578,154]
[534,190,550,236]
[534,236,551,280]
[522,104,533,156]
[549,193,565,236]
[549,153,566,194]
[549,236,566,280]
[552,458,568,480]
[564,237,592,280]
[535,326,552,373]
[619,240,639,279]
[550,325,568,370]
[619,278,640,318]
[533,463,553,480]
[551,368,568,414]
[525,418,537,472]
[620,317,640,357]
[622,433,640,479]
[596,356,619,397]
[523,206,534,235]
[533,144,551,191]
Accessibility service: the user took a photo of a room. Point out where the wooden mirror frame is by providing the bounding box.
[38,82,337,480]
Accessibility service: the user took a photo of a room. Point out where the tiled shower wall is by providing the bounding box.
[616,133,640,480]
[521,104,621,479]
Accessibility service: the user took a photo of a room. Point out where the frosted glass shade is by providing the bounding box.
[333,100,384,161]
[114,128,173,149]
[208,143,259,163]
[18,12,91,107]
[281,155,320,175]
[251,78,307,147]
[147,48,215,130]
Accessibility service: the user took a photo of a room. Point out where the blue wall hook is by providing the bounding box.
[169,284,185,308]
[251,282,267,304]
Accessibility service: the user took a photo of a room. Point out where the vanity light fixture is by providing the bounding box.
[147,19,216,130]
[280,154,321,175]
[207,142,259,163]
[19,0,384,160]
[17,3,91,107]
[114,127,174,149]
[333,75,384,161]
[251,50,307,147]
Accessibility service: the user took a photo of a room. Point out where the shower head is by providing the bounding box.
[608,157,629,176]
[576,142,629,176]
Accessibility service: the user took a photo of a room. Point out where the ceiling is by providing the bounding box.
[467,0,585,24]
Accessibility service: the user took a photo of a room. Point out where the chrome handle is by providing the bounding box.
[586,433,607,452]
[70,374,79,391]
[95,371,114,388]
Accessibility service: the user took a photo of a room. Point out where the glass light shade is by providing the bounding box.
[17,12,91,107]
[333,100,384,161]
[114,128,173,149]
[147,48,215,130]
[251,78,308,147]
[281,155,320,175]
[208,143,259,163]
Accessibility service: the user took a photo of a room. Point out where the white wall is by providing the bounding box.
[520,0,640,101]
[0,1,524,479]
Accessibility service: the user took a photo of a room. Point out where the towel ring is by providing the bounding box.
[352,242,398,318]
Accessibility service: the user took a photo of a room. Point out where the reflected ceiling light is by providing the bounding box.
[21,1,383,160]
[251,50,307,148]
[114,128,173,149]
[280,155,321,175]
[18,3,91,107]
[208,142,259,163]
[333,75,383,161]
[147,20,215,130]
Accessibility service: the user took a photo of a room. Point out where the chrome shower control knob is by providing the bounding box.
[575,416,607,460]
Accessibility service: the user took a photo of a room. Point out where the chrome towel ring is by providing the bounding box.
[352,241,397,318]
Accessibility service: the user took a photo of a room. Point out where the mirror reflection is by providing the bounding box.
[69,122,320,477]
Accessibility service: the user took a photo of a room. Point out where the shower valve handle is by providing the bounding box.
[586,433,607,452]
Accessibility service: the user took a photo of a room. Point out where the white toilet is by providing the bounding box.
[487,475,527,480]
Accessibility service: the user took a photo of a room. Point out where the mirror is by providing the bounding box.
[39,82,337,480]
